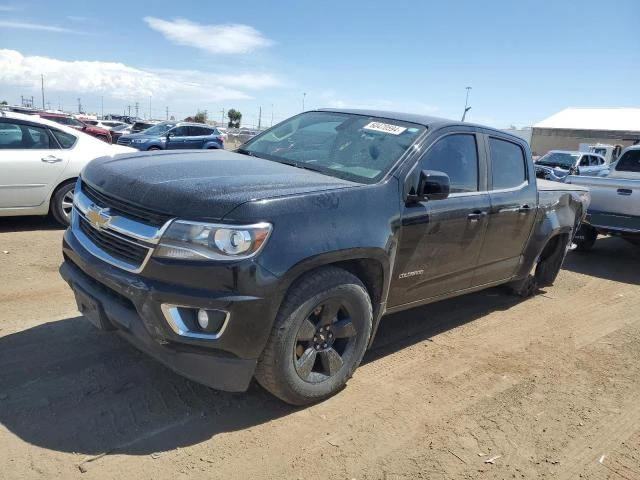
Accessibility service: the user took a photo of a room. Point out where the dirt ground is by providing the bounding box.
[1,216,639,480]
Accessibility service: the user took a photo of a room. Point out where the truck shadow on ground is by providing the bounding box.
[563,236,640,285]
[0,216,63,233]
[0,286,524,458]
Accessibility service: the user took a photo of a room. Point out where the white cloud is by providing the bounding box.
[67,15,89,22]
[0,49,283,103]
[0,5,18,11]
[144,17,275,54]
[0,20,84,34]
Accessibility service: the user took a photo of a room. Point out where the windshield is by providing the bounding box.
[591,147,607,156]
[536,152,578,169]
[141,123,174,135]
[240,111,426,183]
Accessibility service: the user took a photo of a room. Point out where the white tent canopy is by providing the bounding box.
[534,108,640,132]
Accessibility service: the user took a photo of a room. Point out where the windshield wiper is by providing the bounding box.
[236,147,260,157]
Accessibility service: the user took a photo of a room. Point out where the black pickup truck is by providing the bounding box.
[60,109,589,405]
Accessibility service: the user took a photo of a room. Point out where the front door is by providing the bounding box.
[0,120,68,208]
[165,126,190,149]
[388,131,490,307]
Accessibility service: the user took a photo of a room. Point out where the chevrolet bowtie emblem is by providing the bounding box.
[86,205,112,229]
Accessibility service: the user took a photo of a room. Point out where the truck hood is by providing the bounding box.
[81,150,357,220]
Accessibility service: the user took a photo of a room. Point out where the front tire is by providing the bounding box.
[255,267,372,405]
[50,181,75,226]
[147,146,162,151]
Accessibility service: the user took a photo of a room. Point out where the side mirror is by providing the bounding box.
[407,170,450,203]
[166,132,173,138]
[569,166,580,175]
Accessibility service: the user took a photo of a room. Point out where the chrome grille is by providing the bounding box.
[78,215,149,266]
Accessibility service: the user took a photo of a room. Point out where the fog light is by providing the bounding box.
[197,309,209,330]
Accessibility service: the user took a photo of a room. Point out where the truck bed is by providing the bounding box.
[566,175,640,218]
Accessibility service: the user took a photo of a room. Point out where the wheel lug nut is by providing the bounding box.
[315,345,320,350]
[322,343,327,348]
[319,327,324,332]
[329,333,333,338]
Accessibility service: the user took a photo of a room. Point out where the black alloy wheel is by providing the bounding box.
[293,298,358,383]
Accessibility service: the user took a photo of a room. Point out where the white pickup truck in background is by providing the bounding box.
[567,145,640,250]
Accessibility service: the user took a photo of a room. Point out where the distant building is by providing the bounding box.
[502,127,532,144]
[531,108,640,155]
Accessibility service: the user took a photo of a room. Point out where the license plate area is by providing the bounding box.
[73,284,115,331]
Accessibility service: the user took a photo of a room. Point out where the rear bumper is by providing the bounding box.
[60,228,283,392]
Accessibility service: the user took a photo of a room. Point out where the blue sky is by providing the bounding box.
[0,0,638,128]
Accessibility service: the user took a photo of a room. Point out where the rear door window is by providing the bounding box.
[189,126,212,136]
[489,137,527,190]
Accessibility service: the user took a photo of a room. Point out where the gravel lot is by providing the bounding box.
[1,216,639,480]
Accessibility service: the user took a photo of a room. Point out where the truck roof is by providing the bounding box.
[317,108,523,142]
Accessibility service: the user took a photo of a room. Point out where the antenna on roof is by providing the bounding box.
[461,86,472,122]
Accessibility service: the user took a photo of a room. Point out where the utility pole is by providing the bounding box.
[127,105,131,117]
[257,106,262,130]
[134,102,139,119]
[165,106,169,120]
[148,96,151,119]
[101,96,104,119]
[41,74,45,109]
[271,104,274,127]
[77,98,82,114]
[302,92,306,111]
[220,108,225,124]
[461,86,472,122]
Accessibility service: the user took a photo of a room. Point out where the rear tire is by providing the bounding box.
[147,146,161,151]
[573,225,597,252]
[508,234,569,297]
[50,181,75,226]
[255,267,372,405]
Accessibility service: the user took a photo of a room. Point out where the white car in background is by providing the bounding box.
[0,111,135,225]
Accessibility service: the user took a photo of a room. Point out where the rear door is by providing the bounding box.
[388,128,491,306]
[472,134,537,285]
[184,126,210,149]
[0,119,69,208]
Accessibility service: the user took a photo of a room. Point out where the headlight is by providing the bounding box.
[153,220,272,261]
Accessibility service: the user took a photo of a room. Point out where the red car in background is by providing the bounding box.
[38,113,112,143]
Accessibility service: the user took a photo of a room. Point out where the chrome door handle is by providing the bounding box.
[41,155,63,163]
[517,205,532,214]
[467,211,487,222]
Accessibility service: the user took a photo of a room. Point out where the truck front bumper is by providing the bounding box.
[60,229,282,392]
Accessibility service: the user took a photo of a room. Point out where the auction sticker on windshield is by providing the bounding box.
[363,122,407,135]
